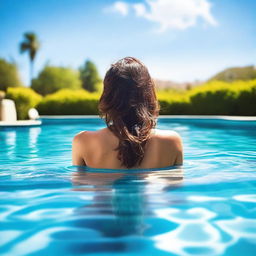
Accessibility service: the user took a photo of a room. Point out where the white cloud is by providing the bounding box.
[106,0,217,32]
[133,3,146,16]
[105,1,129,16]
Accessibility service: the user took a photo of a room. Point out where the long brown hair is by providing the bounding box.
[99,57,159,168]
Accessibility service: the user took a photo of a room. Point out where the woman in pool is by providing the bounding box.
[72,57,183,169]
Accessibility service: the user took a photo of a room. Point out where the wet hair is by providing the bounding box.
[99,57,159,168]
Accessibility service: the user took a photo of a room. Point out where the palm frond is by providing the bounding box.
[20,42,30,53]
[24,32,37,42]
[19,32,40,58]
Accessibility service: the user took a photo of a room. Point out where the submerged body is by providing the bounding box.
[72,127,183,169]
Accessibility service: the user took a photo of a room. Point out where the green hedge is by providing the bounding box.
[158,91,191,115]
[37,89,99,115]
[188,80,256,115]
[6,87,42,119]
[157,80,256,116]
[37,89,192,116]
[5,80,256,118]
[36,80,256,116]
[235,81,256,115]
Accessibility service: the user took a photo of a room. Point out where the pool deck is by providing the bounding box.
[0,120,42,127]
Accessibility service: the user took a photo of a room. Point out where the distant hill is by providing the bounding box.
[209,65,256,82]
[153,65,256,90]
[154,79,202,90]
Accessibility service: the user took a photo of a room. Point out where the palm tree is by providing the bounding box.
[20,32,40,86]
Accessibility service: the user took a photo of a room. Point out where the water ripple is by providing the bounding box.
[0,118,256,255]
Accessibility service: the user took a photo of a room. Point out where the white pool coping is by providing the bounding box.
[40,115,99,119]
[0,120,42,127]
[40,115,256,121]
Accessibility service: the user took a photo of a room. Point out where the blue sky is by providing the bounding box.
[0,0,255,85]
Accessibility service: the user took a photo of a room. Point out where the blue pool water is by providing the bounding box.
[0,117,256,256]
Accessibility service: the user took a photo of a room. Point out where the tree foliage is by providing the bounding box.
[32,66,82,95]
[79,60,102,92]
[0,58,23,91]
[20,33,40,61]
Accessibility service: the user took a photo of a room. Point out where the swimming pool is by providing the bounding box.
[0,116,256,256]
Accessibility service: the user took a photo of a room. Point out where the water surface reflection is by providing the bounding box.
[71,168,183,239]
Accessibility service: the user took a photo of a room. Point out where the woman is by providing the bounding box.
[72,57,183,169]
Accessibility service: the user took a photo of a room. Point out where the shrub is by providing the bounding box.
[6,87,42,120]
[35,80,256,116]
[188,80,256,115]
[32,66,82,95]
[157,91,191,115]
[188,81,237,115]
[37,89,99,115]
[235,80,256,115]
[0,58,23,91]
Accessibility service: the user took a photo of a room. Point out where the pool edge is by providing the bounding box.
[39,115,256,121]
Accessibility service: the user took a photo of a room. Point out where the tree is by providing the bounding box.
[31,66,82,95]
[20,32,40,86]
[79,60,102,92]
[0,58,22,91]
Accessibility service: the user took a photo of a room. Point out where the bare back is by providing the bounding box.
[72,128,183,169]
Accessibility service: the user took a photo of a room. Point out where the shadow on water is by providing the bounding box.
[66,167,184,254]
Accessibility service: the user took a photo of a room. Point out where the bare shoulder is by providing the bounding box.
[73,128,109,144]
[73,130,89,143]
[153,129,182,140]
[152,129,183,148]
[153,129,183,165]
[73,131,95,145]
